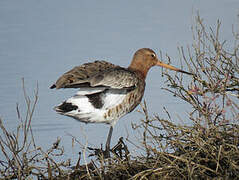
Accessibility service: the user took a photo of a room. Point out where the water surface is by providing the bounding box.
[0,0,238,160]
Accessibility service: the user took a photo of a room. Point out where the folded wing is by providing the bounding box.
[50,60,118,89]
[50,61,138,91]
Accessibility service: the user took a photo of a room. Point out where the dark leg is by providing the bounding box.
[88,126,113,158]
[105,126,113,157]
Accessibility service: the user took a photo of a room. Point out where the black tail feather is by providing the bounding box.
[50,84,56,89]
[54,101,78,113]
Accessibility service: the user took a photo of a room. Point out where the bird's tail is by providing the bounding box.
[54,101,78,113]
[54,95,107,124]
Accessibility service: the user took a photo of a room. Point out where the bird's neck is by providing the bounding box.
[128,62,150,80]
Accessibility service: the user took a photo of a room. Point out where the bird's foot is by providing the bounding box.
[88,137,129,159]
[88,145,111,159]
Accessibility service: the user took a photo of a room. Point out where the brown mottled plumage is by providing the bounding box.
[51,48,192,157]
[50,61,119,89]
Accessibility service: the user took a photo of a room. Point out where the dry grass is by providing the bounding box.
[0,15,238,179]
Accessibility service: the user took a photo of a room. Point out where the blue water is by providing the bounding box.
[0,0,238,162]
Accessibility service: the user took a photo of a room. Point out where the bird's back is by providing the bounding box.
[50,60,119,89]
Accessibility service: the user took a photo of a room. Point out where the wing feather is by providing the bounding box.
[51,61,138,90]
[89,68,138,90]
[50,60,118,89]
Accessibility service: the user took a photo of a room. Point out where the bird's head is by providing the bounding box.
[129,48,192,79]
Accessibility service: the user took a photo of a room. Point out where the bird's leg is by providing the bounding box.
[105,126,113,158]
[88,126,113,158]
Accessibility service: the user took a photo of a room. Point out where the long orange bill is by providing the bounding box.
[156,60,193,75]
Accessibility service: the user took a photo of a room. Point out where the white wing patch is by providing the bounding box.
[76,87,106,95]
[103,89,127,110]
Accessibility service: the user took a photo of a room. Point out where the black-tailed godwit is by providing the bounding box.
[50,48,192,156]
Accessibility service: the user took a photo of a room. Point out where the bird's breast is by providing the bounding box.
[102,80,145,124]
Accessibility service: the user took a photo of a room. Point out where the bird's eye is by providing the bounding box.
[151,54,156,58]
